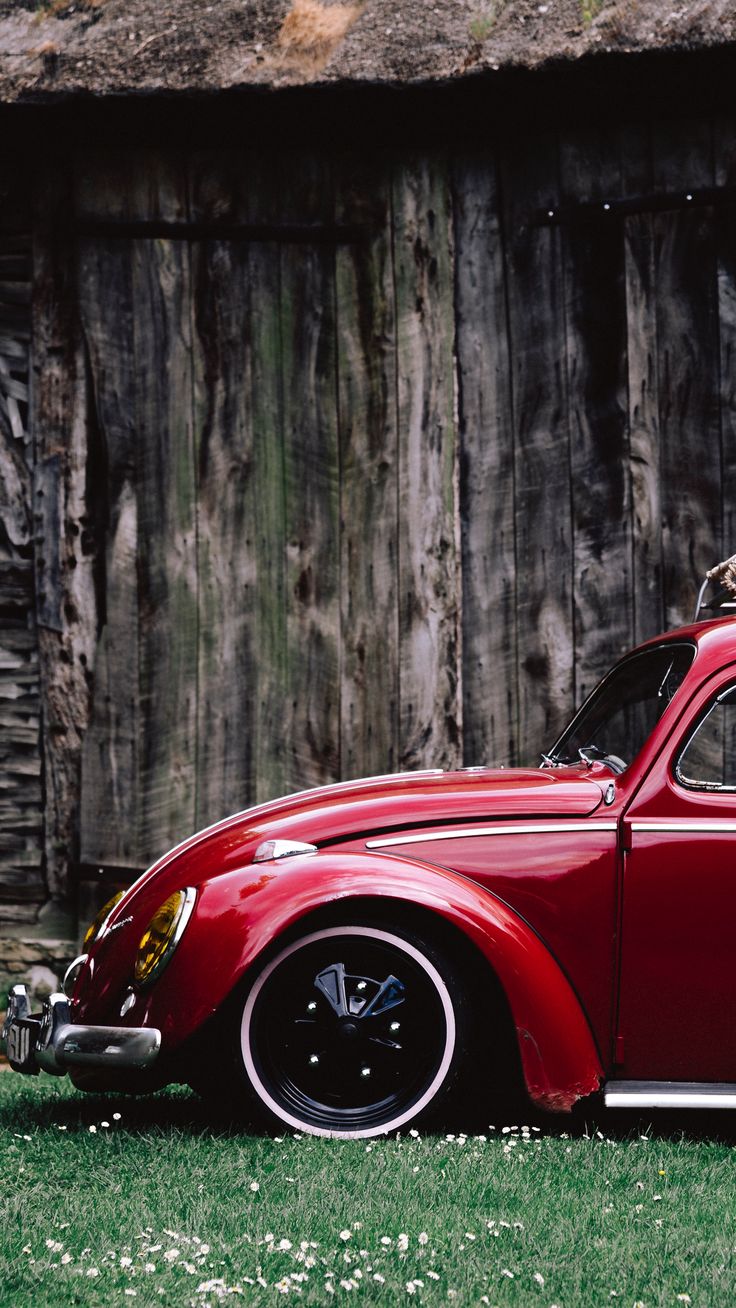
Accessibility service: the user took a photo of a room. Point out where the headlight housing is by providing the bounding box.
[83,890,125,951]
[134,887,196,987]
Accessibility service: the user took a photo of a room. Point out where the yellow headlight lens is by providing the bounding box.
[134,889,192,986]
[83,890,125,951]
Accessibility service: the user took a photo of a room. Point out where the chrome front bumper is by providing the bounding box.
[1,985,161,1077]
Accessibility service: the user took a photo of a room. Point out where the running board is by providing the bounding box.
[605,1081,736,1110]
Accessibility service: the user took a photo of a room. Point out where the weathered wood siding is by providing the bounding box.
[0,229,44,920]
[459,118,729,763]
[71,147,462,872]
[18,112,736,888]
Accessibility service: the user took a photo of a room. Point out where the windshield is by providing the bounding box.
[545,642,696,773]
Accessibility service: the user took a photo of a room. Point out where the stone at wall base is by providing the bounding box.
[0,935,77,1010]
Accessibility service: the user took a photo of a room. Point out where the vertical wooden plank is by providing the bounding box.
[0,229,44,919]
[250,240,289,804]
[452,149,517,767]
[393,152,461,771]
[189,149,287,809]
[501,134,573,762]
[33,160,98,904]
[335,154,399,780]
[653,122,720,626]
[193,149,339,802]
[134,230,198,856]
[625,209,663,642]
[560,128,632,704]
[620,118,662,643]
[280,155,341,791]
[715,117,736,563]
[75,152,197,864]
[77,236,140,867]
[189,234,257,826]
[714,116,736,778]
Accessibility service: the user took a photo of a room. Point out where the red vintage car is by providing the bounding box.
[6,567,736,1137]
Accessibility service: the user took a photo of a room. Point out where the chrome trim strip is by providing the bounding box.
[605,1080,736,1109]
[631,820,736,834]
[365,821,618,850]
[253,839,318,863]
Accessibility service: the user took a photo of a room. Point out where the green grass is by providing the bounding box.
[580,0,603,24]
[2,1072,736,1306]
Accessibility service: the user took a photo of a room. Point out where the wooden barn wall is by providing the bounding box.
[0,224,42,921]
[26,114,736,884]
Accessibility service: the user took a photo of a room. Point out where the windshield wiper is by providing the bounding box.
[539,751,574,767]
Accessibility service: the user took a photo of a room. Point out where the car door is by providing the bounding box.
[618,669,736,1082]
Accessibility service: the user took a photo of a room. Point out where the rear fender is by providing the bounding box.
[149,850,602,1111]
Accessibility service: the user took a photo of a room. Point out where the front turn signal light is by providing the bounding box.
[83,890,125,951]
[134,887,196,987]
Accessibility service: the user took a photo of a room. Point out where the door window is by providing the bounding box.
[676,685,736,790]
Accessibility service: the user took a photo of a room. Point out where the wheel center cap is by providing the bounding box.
[338,1020,360,1040]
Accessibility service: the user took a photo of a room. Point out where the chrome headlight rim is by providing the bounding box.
[62,954,89,999]
[83,889,126,952]
[134,886,197,989]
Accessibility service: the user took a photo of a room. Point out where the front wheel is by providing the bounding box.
[237,923,472,1138]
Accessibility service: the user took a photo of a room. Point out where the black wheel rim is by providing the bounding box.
[246,930,451,1132]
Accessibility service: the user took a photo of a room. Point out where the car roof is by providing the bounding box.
[626,616,736,681]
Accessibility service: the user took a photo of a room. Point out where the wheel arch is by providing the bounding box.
[179,850,602,1112]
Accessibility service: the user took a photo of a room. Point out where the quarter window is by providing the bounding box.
[676,685,736,790]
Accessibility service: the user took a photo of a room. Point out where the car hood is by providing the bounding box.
[123,765,606,902]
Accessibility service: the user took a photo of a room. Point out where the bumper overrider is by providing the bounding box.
[1,984,161,1077]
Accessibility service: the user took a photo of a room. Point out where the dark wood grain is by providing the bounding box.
[335,154,399,779]
[190,153,290,818]
[189,233,257,826]
[33,161,98,902]
[715,120,736,567]
[502,134,573,762]
[77,236,141,867]
[133,231,198,858]
[280,155,341,792]
[0,562,44,910]
[653,122,720,626]
[393,152,461,771]
[452,149,517,766]
[75,154,196,866]
[561,127,632,704]
[620,122,663,643]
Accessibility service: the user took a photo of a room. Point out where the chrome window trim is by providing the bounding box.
[365,821,618,850]
[674,681,736,793]
[545,638,696,768]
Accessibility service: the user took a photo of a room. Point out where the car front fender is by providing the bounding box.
[144,850,602,1112]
